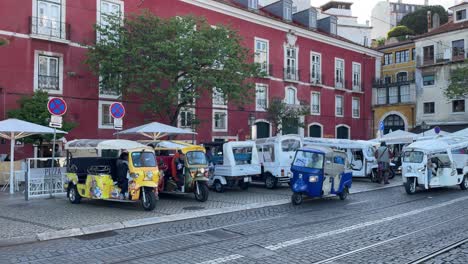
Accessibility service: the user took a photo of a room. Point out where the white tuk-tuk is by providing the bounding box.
[255,135,302,189]
[303,138,378,181]
[209,141,260,192]
[402,136,468,194]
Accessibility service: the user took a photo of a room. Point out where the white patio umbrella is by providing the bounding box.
[452,128,468,137]
[65,139,147,150]
[114,122,196,141]
[0,118,67,194]
[379,130,418,144]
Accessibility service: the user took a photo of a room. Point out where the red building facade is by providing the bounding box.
[0,0,380,158]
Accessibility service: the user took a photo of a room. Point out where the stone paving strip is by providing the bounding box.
[0,178,402,247]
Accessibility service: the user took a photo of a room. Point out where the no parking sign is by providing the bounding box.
[110,102,125,130]
[47,97,67,128]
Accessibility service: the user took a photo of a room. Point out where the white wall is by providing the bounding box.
[371,1,391,40]
[415,29,468,126]
[337,24,372,46]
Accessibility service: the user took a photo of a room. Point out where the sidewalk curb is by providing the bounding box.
[0,184,401,247]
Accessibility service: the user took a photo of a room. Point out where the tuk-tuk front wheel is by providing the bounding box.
[141,189,157,211]
[460,175,468,190]
[339,187,349,200]
[265,174,277,189]
[370,169,378,183]
[405,177,417,195]
[291,193,303,205]
[213,180,225,193]
[194,182,209,202]
[68,185,81,204]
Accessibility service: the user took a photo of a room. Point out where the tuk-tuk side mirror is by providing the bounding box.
[326,160,331,165]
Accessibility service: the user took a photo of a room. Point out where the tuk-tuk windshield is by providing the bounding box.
[403,151,424,163]
[282,139,301,152]
[293,151,324,169]
[186,151,208,165]
[131,152,157,167]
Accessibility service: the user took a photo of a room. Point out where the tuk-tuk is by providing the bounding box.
[151,141,209,202]
[303,138,379,182]
[209,141,260,192]
[290,146,352,205]
[256,135,302,189]
[64,139,159,211]
[402,136,468,194]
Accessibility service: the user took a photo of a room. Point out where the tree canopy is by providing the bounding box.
[444,64,468,99]
[7,91,76,145]
[387,25,414,40]
[86,11,262,126]
[266,99,309,135]
[399,6,448,35]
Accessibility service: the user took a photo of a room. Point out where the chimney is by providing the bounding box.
[427,10,432,32]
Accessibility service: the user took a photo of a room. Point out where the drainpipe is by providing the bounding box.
[0,87,5,119]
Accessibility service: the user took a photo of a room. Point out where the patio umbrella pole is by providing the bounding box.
[9,132,14,194]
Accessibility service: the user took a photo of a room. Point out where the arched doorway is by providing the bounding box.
[256,122,270,139]
[336,125,350,139]
[383,114,405,134]
[309,124,322,138]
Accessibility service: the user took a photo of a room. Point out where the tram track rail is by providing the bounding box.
[23,190,456,264]
[405,237,468,264]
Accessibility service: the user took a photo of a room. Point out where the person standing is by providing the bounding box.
[375,142,392,184]
[116,151,129,199]
[172,150,186,189]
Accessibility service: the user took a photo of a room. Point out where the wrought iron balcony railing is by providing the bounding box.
[30,16,70,40]
[38,75,59,90]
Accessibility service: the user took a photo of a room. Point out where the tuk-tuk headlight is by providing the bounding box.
[145,171,154,181]
[418,166,426,172]
[199,168,205,174]
[309,176,319,183]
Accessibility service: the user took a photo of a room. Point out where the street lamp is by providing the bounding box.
[421,121,429,136]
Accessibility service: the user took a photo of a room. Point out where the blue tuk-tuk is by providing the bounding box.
[290,146,352,205]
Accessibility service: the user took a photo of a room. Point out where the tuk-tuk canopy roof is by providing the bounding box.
[303,137,375,150]
[405,136,468,153]
[255,134,302,144]
[65,139,148,150]
[222,141,259,165]
[298,146,334,154]
[372,130,418,144]
[150,140,205,152]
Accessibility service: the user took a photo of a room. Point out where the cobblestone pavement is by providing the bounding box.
[0,182,467,263]
[0,177,400,240]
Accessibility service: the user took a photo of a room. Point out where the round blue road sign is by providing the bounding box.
[47,97,67,116]
[110,102,125,119]
[434,126,440,134]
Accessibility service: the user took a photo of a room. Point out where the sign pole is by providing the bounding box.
[49,127,56,198]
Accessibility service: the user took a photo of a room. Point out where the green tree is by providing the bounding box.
[7,91,76,149]
[266,99,310,135]
[86,11,262,126]
[0,37,8,46]
[399,6,448,35]
[387,25,414,40]
[444,63,468,99]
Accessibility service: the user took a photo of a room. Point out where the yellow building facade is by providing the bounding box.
[372,40,417,136]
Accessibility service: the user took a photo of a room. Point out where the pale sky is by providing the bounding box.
[313,0,457,24]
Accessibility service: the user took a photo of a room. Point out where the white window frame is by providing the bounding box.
[285,86,298,105]
[98,101,117,129]
[213,109,228,132]
[255,83,268,111]
[33,50,63,95]
[352,62,361,91]
[352,97,360,118]
[31,0,67,41]
[179,107,195,129]
[254,37,269,75]
[96,0,124,40]
[310,52,321,84]
[248,0,259,10]
[311,92,320,115]
[284,4,292,21]
[335,95,344,117]
[335,58,345,89]
[284,46,299,81]
[212,88,227,108]
[99,74,122,99]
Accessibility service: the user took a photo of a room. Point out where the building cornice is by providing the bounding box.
[182,0,382,57]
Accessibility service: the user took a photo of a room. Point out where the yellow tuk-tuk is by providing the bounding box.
[151,140,209,202]
[64,139,160,211]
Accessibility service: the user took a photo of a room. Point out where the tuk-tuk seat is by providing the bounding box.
[69,157,118,183]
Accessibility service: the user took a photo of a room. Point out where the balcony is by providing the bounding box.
[284,68,300,82]
[417,52,467,68]
[310,73,322,85]
[30,16,70,40]
[311,105,320,114]
[372,73,415,88]
[38,75,59,91]
[373,84,416,106]
[256,98,267,111]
